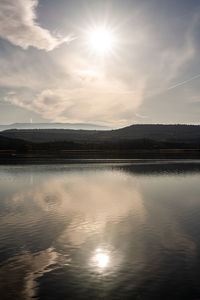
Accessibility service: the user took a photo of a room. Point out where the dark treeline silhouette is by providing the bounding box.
[0,124,200,153]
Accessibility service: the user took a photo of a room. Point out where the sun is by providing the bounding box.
[88,27,114,55]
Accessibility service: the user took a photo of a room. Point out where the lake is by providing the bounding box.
[1,160,200,299]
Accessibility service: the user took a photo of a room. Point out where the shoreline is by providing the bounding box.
[0,149,200,164]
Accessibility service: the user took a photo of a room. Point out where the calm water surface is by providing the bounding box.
[1,160,200,299]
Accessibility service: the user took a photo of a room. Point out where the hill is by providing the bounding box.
[0,124,200,152]
[0,122,110,132]
[1,124,200,142]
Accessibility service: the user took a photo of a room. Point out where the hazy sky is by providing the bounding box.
[0,0,200,126]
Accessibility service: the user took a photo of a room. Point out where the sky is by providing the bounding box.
[0,0,200,127]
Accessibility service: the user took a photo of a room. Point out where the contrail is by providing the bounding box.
[167,73,200,91]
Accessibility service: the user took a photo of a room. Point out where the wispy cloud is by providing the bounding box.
[1,1,199,125]
[0,0,74,51]
[5,78,144,126]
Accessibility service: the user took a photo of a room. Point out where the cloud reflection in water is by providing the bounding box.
[0,164,200,299]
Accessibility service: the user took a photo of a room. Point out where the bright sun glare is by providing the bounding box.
[95,253,109,268]
[88,27,114,54]
[93,248,110,268]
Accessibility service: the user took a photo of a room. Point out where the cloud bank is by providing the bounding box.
[0,0,72,51]
[1,0,199,125]
[5,78,144,126]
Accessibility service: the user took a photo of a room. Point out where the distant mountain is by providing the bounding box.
[0,124,200,151]
[0,122,110,131]
[1,124,200,143]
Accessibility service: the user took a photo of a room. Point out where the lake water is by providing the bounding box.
[1,160,200,299]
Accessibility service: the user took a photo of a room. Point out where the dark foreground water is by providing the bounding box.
[1,160,200,300]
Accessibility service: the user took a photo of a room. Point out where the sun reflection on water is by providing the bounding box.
[92,248,110,269]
